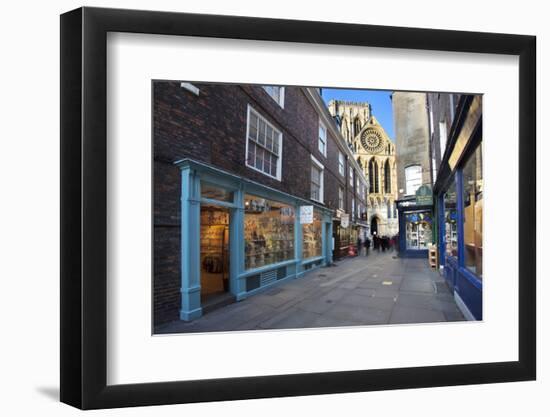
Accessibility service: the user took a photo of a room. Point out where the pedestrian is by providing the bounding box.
[364,236,371,256]
[356,236,362,256]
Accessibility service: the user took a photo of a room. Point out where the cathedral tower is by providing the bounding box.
[328,100,399,236]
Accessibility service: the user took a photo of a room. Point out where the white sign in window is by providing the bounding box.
[300,205,314,224]
[341,213,350,228]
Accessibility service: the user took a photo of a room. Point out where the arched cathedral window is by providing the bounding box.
[369,158,379,194]
[384,159,391,194]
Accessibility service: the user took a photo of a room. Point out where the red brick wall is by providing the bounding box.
[153,81,356,325]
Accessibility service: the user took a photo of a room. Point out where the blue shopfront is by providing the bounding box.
[396,192,434,258]
[434,95,483,321]
[175,159,333,321]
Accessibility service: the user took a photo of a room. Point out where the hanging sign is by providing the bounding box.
[341,213,350,228]
[300,205,314,224]
[415,184,433,205]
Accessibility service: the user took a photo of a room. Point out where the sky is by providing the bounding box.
[321,88,394,140]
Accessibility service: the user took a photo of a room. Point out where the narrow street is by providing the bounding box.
[156,252,464,334]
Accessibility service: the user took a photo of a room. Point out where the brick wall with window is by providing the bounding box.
[153,82,349,325]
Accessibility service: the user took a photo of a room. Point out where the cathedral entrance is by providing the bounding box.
[370,216,378,236]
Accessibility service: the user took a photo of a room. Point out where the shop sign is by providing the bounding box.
[415,185,433,205]
[300,205,314,224]
[341,213,350,228]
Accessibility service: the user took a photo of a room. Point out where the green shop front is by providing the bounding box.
[176,159,333,321]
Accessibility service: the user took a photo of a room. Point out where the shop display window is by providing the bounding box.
[444,181,458,257]
[302,209,323,259]
[244,194,295,270]
[462,143,483,278]
[405,211,433,250]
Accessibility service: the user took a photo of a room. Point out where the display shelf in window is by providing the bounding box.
[302,209,323,259]
[244,194,295,270]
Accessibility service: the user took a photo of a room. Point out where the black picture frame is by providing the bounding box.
[60,6,536,410]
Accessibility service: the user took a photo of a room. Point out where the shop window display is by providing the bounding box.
[405,211,433,250]
[444,182,458,257]
[302,209,323,259]
[336,224,356,256]
[462,143,483,278]
[244,195,295,270]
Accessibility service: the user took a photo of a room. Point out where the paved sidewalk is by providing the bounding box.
[155,251,465,334]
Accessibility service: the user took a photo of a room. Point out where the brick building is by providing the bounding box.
[153,82,368,327]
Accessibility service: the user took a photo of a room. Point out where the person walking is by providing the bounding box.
[356,236,363,256]
[364,236,371,256]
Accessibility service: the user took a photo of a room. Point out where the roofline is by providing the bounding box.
[303,88,369,186]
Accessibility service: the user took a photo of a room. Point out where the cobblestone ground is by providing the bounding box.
[155,251,465,334]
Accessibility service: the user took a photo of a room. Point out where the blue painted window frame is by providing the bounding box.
[439,150,483,286]
[174,158,334,320]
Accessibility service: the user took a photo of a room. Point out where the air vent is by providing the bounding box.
[260,269,277,287]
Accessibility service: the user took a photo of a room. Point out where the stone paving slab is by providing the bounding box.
[389,305,447,324]
[155,251,466,334]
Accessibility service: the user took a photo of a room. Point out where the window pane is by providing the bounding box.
[263,154,271,175]
[247,141,256,166]
[265,134,273,152]
[244,195,295,269]
[405,165,422,195]
[444,181,458,257]
[302,209,323,259]
[311,165,320,186]
[463,143,483,278]
[246,109,281,179]
[273,87,281,102]
[266,125,273,146]
[256,147,264,170]
[271,155,277,176]
[311,185,319,201]
[249,112,258,140]
[201,182,234,203]
[272,133,279,155]
[405,211,433,250]
[258,119,266,146]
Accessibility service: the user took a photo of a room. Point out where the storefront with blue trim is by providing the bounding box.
[396,192,434,258]
[175,158,333,321]
[434,95,483,320]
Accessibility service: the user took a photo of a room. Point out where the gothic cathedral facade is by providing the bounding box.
[328,100,399,237]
